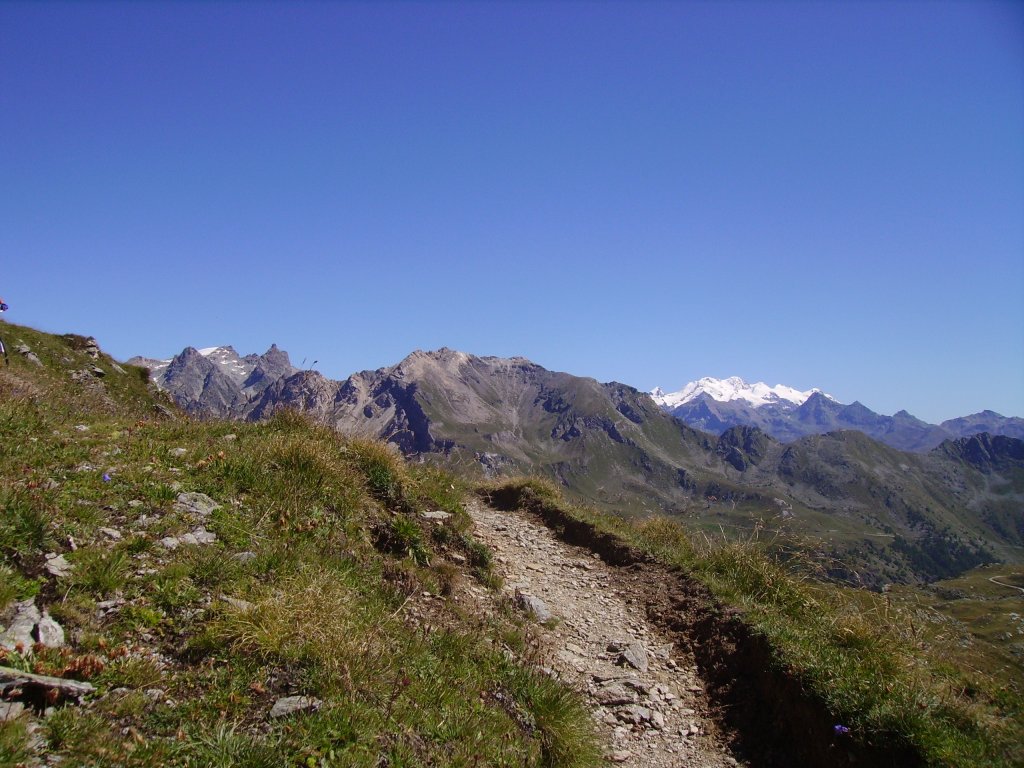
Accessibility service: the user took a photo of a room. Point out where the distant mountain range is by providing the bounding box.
[127,345,1024,588]
[651,376,1024,452]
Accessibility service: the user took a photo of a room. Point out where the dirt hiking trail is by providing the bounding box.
[467,499,745,768]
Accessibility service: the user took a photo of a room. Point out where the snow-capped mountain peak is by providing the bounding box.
[651,376,832,410]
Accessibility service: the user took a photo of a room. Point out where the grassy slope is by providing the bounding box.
[0,322,601,768]
[480,478,1024,768]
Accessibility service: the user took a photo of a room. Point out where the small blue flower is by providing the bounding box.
[102,473,111,482]
[834,724,851,736]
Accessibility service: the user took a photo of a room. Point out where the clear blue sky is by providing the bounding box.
[2,1,1021,423]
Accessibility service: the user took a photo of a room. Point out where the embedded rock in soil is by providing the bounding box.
[515,593,553,622]
[44,553,73,578]
[618,642,648,672]
[35,614,65,648]
[269,696,322,719]
[0,600,41,651]
[173,492,220,517]
[596,683,636,706]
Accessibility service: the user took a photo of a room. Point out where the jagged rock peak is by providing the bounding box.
[262,343,290,363]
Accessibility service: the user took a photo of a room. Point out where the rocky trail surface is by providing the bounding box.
[466,500,745,768]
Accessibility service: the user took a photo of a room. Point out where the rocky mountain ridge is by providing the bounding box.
[126,344,296,418]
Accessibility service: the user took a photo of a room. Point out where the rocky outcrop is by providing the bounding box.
[937,432,1024,473]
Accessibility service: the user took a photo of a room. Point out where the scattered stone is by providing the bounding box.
[615,704,653,725]
[96,598,126,614]
[449,552,466,564]
[35,614,65,648]
[110,362,127,375]
[0,600,41,651]
[622,678,649,695]
[91,366,106,378]
[607,750,631,763]
[595,684,635,706]
[128,499,144,508]
[74,425,89,432]
[222,596,255,612]
[618,642,648,673]
[222,434,237,441]
[160,527,218,550]
[174,492,220,517]
[420,510,452,522]
[185,527,217,545]
[100,527,123,541]
[14,345,43,366]
[44,553,73,578]
[515,592,552,622]
[233,551,257,563]
[650,710,666,730]
[169,448,187,457]
[269,695,322,719]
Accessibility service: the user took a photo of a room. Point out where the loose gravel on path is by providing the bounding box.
[467,500,745,768]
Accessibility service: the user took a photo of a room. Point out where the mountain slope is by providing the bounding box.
[251,348,715,512]
[135,345,1024,586]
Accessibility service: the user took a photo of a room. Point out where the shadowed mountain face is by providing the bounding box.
[133,345,1024,586]
[127,345,296,419]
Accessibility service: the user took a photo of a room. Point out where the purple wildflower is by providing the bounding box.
[834,724,851,736]
[102,473,111,482]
